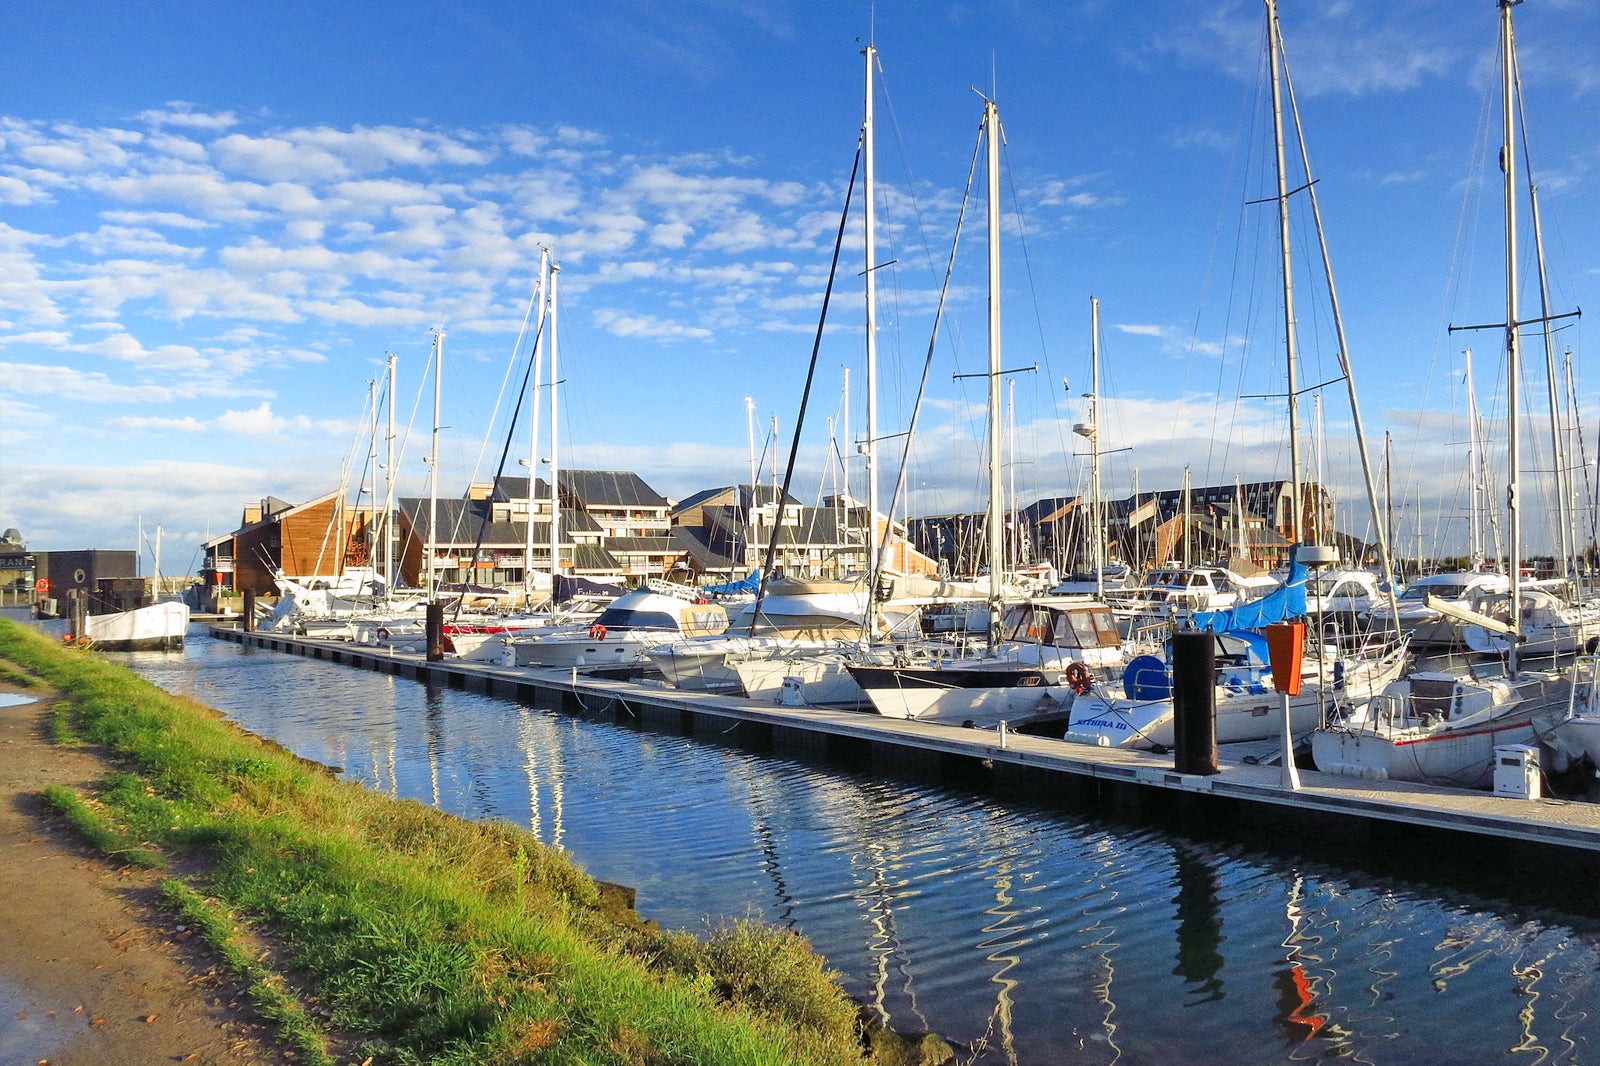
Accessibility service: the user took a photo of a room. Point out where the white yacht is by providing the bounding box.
[503,586,728,670]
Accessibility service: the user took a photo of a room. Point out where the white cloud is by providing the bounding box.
[593,308,713,340]
[136,104,239,130]
[110,414,208,432]
[216,401,310,438]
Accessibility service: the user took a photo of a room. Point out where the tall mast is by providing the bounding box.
[1182,466,1192,568]
[863,42,882,584]
[1272,0,1400,621]
[384,352,396,599]
[1266,0,1303,545]
[1500,0,1522,675]
[548,262,562,596]
[366,376,378,588]
[983,96,1004,634]
[523,250,550,606]
[745,396,757,495]
[426,329,443,603]
[1088,298,1105,594]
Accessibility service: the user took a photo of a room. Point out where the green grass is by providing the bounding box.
[0,619,892,1066]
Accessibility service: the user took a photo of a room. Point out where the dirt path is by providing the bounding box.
[0,683,278,1066]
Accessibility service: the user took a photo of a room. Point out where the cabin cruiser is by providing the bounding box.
[502,585,728,670]
[646,576,889,692]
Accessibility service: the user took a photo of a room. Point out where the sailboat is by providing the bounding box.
[1063,0,1422,749]
[73,521,190,650]
[1311,0,1578,788]
[844,92,1105,726]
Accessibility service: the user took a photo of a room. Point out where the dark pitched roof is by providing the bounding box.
[671,525,739,570]
[559,469,668,508]
[397,497,599,546]
[493,469,668,509]
[671,484,798,516]
[604,535,680,553]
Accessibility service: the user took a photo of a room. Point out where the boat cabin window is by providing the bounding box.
[591,607,678,631]
[1053,607,1120,648]
[1004,607,1054,643]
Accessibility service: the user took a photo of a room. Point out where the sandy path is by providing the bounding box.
[0,684,276,1065]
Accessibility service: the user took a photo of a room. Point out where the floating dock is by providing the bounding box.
[211,626,1600,892]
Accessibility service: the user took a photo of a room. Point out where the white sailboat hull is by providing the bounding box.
[82,601,190,651]
[1310,671,1570,789]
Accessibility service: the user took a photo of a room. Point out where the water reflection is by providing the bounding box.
[117,632,1600,1065]
[1171,845,1224,1003]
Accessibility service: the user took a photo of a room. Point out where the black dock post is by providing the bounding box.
[426,603,445,662]
[1171,631,1219,776]
[242,589,256,632]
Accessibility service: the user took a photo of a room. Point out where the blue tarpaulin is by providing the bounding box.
[1192,547,1310,632]
[702,569,760,597]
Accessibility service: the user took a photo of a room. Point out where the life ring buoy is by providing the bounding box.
[589,624,607,641]
[376,626,391,642]
[1064,661,1092,695]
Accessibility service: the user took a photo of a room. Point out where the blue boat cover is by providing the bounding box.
[1191,547,1310,632]
[702,569,760,596]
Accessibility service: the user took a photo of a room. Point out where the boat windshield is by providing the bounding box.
[1399,581,1469,602]
[590,607,679,631]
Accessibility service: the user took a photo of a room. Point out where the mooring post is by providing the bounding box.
[242,589,256,632]
[1171,630,1219,776]
[426,603,445,662]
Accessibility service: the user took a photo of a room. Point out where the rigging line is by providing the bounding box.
[877,128,982,599]
[750,145,861,627]
[1181,15,1265,495]
[997,133,1072,499]
[440,279,545,556]
[451,314,547,623]
[310,381,378,579]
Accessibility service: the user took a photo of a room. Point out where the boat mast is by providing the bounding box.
[426,329,443,604]
[384,352,396,601]
[1182,466,1192,568]
[1266,0,1303,546]
[1271,0,1400,622]
[523,250,550,608]
[548,262,562,599]
[1080,296,1105,596]
[983,95,1004,642]
[863,42,882,586]
[1500,0,1522,676]
[366,376,378,590]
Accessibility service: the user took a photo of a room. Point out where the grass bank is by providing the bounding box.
[0,620,948,1065]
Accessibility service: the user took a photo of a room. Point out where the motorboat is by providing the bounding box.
[502,586,728,670]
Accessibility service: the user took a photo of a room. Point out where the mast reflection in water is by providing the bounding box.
[125,632,1599,1065]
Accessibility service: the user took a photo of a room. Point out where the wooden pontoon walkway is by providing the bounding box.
[212,627,1600,882]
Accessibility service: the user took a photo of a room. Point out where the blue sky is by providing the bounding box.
[2,0,1595,574]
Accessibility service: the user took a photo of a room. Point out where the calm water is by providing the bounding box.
[121,630,1599,1065]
